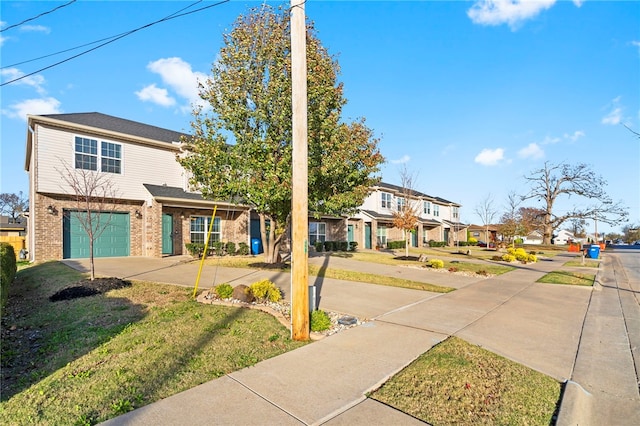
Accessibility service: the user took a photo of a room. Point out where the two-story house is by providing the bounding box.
[25,113,464,261]
[25,113,251,261]
[353,182,466,249]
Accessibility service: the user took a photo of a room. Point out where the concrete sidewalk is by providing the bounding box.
[62,251,639,425]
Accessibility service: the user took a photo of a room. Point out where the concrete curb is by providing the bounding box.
[556,256,601,425]
[556,380,594,426]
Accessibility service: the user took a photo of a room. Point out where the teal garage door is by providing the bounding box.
[63,211,130,259]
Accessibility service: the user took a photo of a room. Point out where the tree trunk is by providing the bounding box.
[89,239,95,281]
[405,232,410,258]
[259,213,283,264]
[543,221,553,245]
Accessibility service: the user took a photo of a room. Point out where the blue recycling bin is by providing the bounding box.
[251,238,262,255]
[587,245,600,259]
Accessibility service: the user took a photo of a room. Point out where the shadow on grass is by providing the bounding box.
[1,262,146,400]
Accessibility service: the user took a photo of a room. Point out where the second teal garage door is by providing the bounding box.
[63,211,130,259]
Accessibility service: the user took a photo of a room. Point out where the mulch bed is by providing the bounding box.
[49,277,132,302]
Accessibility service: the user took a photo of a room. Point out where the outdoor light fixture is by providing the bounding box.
[47,205,57,215]
[135,210,142,219]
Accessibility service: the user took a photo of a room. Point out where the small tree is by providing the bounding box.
[0,192,28,223]
[475,193,498,247]
[59,163,118,280]
[497,191,522,246]
[391,167,420,258]
[522,161,628,245]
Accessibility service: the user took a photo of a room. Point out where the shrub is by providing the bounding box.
[185,243,205,257]
[250,279,282,303]
[387,240,406,249]
[237,242,250,255]
[428,240,447,247]
[310,309,332,332]
[502,254,516,262]
[225,242,236,256]
[338,241,349,251]
[468,237,478,245]
[514,248,529,262]
[324,241,332,252]
[491,255,503,261]
[349,241,358,251]
[211,241,225,256]
[526,254,538,263]
[514,238,524,244]
[429,259,444,269]
[448,267,458,273]
[1,242,17,309]
[315,241,323,252]
[477,269,489,276]
[214,283,233,299]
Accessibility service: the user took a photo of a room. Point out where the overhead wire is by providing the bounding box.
[2,0,204,70]
[1,0,77,33]
[1,0,230,87]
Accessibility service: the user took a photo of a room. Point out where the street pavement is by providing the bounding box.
[60,248,640,425]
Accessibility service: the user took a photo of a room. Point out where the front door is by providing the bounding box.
[347,224,354,243]
[162,213,173,255]
[364,223,372,249]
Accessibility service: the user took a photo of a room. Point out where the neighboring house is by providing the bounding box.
[353,182,466,249]
[0,215,28,258]
[521,230,543,245]
[468,224,498,244]
[25,113,464,261]
[554,229,578,245]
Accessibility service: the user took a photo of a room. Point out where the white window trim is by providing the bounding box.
[190,216,221,244]
[73,134,124,175]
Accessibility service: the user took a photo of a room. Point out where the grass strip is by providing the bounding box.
[1,262,305,425]
[537,271,595,286]
[369,336,561,426]
[563,260,600,268]
[308,264,455,293]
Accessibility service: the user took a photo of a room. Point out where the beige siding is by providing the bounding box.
[35,124,185,201]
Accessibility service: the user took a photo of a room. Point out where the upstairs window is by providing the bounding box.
[397,197,406,212]
[423,201,431,215]
[75,137,98,171]
[74,136,122,174]
[452,207,459,219]
[381,192,392,209]
[433,204,440,217]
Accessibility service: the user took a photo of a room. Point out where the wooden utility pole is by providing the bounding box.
[290,0,309,341]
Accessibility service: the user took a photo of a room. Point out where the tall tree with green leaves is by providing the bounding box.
[179,5,383,263]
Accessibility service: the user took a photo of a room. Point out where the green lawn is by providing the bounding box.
[370,337,561,426]
[537,271,595,286]
[1,262,305,425]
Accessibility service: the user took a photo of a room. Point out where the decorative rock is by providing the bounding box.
[232,284,254,303]
[338,316,358,326]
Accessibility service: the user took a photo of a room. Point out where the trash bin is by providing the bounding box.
[251,238,262,255]
[587,245,600,259]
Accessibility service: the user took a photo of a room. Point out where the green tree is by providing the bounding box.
[180,5,383,263]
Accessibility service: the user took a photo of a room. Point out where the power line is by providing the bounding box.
[1,0,77,33]
[1,0,230,87]
[2,0,204,70]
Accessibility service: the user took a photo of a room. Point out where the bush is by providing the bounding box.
[237,242,250,255]
[1,242,17,309]
[225,242,236,256]
[428,240,447,247]
[468,237,478,245]
[310,309,332,332]
[214,283,233,299]
[211,241,225,256]
[526,253,538,263]
[250,279,282,303]
[502,254,516,262]
[429,259,444,269]
[324,241,332,252]
[349,241,358,251]
[387,240,406,249]
[185,243,205,257]
[314,241,324,252]
[338,241,349,251]
[448,267,458,273]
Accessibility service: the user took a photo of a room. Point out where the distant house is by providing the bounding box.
[468,224,498,244]
[25,112,466,261]
[522,230,543,245]
[353,182,466,249]
[553,229,577,245]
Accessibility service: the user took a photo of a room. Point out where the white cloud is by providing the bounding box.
[541,135,561,145]
[2,97,62,120]
[0,68,46,94]
[20,24,50,34]
[146,57,206,109]
[0,35,7,47]
[602,96,623,125]
[631,41,640,54]
[391,155,410,164]
[573,0,584,7]
[474,148,505,166]
[564,130,585,142]
[518,142,544,159]
[135,84,176,107]
[467,0,557,30]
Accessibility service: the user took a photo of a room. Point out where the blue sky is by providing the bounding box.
[1,0,639,236]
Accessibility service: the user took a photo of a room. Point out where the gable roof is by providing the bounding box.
[374,182,460,206]
[38,112,189,144]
